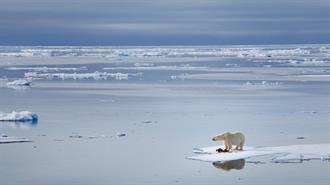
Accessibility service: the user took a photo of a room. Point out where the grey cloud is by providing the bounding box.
[0,0,329,45]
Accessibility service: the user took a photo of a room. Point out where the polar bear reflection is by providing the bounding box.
[212,159,245,171]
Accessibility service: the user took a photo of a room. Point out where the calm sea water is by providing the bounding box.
[0,46,329,185]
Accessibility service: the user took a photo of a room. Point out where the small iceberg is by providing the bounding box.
[6,79,32,86]
[0,111,38,122]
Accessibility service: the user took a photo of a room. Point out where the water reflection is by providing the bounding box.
[212,159,245,171]
[0,120,38,129]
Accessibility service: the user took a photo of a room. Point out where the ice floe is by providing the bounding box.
[115,132,126,137]
[0,111,38,122]
[7,66,87,72]
[6,79,32,86]
[69,134,83,138]
[170,73,188,80]
[24,71,140,80]
[102,65,209,71]
[244,81,282,87]
[68,132,127,140]
[134,63,154,67]
[0,135,32,144]
[187,144,330,163]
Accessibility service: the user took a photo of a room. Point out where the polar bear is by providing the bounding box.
[212,132,245,151]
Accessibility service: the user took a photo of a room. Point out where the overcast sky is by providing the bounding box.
[0,0,329,45]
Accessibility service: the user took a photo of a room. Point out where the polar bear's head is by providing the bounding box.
[212,132,229,141]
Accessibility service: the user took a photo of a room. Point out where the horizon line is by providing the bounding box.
[0,43,329,47]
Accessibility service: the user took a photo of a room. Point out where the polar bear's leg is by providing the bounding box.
[224,140,231,150]
[224,140,228,150]
[238,140,244,150]
[226,140,232,150]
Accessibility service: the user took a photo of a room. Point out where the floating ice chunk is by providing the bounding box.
[134,63,154,67]
[24,71,136,80]
[189,147,277,162]
[116,52,129,57]
[170,73,188,80]
[109,73,129,80]
[69,134,83,138]
[225,63,239,67]
[87,136,98,139]
[0,136,32,144]
[244,81,253,86]
[301,111,318,114]
[0,111,38,122]
[69,132,83,138]
[244,81,282,86]
[116,132,126,137]
[7,66,87,72]
[187,144,330,163]
[6,79,32,86]
[102,65,209,71]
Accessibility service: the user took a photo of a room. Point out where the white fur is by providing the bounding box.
[212,132,245,150]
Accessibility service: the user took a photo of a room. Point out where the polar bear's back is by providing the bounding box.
[228,132,245,145]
